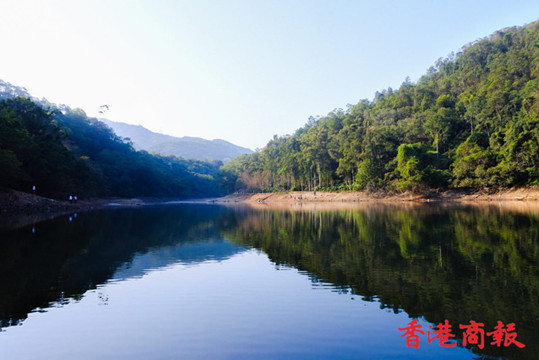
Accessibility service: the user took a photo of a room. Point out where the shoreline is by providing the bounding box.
[3,187,539,230]
[0,189,149,230]
[210,188,539,213]
[213,187,539,204]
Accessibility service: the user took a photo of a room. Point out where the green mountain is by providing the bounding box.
[100,119,252,162]
[220,20,539,192]
[0,95,223,199]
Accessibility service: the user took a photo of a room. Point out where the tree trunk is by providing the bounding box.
[317,162,321,188]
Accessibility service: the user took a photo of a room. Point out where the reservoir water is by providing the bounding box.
[0,203,537,359]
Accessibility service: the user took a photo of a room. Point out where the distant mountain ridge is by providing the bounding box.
[100,119,252,163]
[0,79,252,163]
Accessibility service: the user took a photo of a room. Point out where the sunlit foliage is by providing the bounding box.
[221,21,539,192]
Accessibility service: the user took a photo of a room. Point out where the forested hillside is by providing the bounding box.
[220,21,539,193]
[0,96,222,199]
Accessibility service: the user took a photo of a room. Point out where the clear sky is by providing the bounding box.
[1,1,538,150]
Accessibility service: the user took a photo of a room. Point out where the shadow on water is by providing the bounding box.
[221,203,538,360]
[0,204,245,329]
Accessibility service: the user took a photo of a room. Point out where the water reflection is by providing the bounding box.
[222,203,538,360]
[0,205,245,329]
[0,203,537,359]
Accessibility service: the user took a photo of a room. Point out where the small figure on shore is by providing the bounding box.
[32,185,36,196]
[69,195,73,203]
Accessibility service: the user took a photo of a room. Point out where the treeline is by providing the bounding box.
[220,21,539,192]
[0,97,223,199]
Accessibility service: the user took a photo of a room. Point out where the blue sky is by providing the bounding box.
[1,0,538,149]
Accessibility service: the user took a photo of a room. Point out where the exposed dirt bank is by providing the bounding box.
[212,188,539,212]
[0,189,147,230]
[216,188,539,203]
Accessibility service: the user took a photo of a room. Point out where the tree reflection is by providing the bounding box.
[222,204,538,360]
[1,203,536,359]
[0,204,240,330]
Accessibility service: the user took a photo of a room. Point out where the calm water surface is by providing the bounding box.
[0,203,537,359]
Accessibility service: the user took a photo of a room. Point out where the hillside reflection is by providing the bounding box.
[222,203,538,360]
[0,205,244,329]
[1,203,537,359]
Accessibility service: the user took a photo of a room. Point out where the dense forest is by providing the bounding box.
[0,95,223,199]
[2,20,538,199]
[220,20,539,193]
